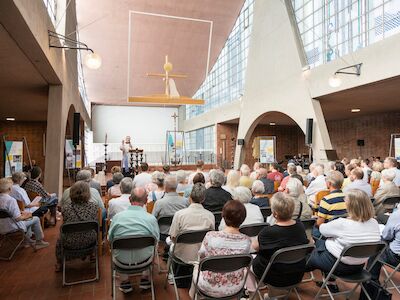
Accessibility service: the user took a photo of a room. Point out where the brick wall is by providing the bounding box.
[0,121,47,177]
[327,112,400,159]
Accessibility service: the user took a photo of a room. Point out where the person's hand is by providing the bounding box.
[21,211,32,219]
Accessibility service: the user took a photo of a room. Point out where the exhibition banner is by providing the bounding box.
[4,141,23,177]
[259,137,276,163]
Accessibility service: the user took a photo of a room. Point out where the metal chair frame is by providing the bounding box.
[157,215,174,273]
[260,207,272,222]
[239,223,269,237]
[380,259,400,295]
[0,209,25,261]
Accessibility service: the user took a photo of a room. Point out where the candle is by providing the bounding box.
[105,133,107,144]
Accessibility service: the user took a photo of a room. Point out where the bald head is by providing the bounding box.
[130,187,147,205]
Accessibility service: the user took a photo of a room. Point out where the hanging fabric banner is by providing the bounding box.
[4,141,23,177]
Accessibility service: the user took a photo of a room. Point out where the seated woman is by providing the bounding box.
[268,178,312,225]
[176,170,190,194]
[250,180,269,208]
[108,172,124,198]
[184,172,205,199]
[306,189,381,291]
[189,200,251,299]
[146,171,165,212]
[219,186,264,230]
[55,181,98,271]
[252,192,309,296]
[222,170,240,196]
[106,166,121,190]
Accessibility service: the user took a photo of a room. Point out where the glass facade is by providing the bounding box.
[186,0,255,119]
[292,0,400,68]
[185,126,216,163]
[43,0,57,26]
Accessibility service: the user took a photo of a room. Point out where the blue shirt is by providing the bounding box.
[108,205,160,264]
[382,210,400,254]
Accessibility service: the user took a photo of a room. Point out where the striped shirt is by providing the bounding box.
[317,190,347,221]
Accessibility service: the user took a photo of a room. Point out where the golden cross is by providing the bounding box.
[146,55,187,97]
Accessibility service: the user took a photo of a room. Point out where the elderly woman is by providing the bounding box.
[108,172,124,198]
[55,181,98,271]
[219,186,263,230]
[239,164,253,189]
[278,164,298,191]
[370,161,384,182]
[203,170,232,212]
[176,170,190,194]
[222,170,240,195]
[184,172,205,198]
[252,192,309,296]
[250,180,269,208]
[147,171,165,203]
[189,200,251,299]
[306,189,381,291]
[106,166,122,190]
[373,169,400,214]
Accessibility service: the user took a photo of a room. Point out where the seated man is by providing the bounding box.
[305,164,326,207]
[108,177,133,220]
[133,162,153,189]
[373,169,400,215]
[343,167,372,197]
[59,170,104,210]
[258,168,274,194]
[169,183,215,264]
[108,187,159,293]
[152,175,188,240]
[23,166,58,224]
[10,172,49,218]
[0,178,49,250]
[203,170,232,212]
[380,157,400,187]
[313,171,347,239]
[83,167,102,196]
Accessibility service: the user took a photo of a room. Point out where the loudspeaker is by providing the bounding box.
[238,139,245,145]
[357,139,365,147]
[305,118,313,145]
[73,112,80,146]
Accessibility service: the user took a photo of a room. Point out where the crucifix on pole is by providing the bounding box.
[172,112,178,166]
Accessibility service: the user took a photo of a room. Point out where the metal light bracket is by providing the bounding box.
[48,30,93,53]
[334,63,362,76]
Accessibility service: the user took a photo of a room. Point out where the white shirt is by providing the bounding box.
[10,184,38,213]
[0,193,26,234]
[321,217,380,265]
[133,172,152,188]
[362,166,371,183]
[305,175,326,206]
[380,167,400,187]
[344,179,373,197]
[219,203,264,230]
[108,194,131,220]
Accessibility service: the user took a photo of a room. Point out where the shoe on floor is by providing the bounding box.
[35,240,50,250]
[119,281,133,293]
[139,278,151,290]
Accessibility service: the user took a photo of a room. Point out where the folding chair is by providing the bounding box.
[111,235,157,300]
[240,223,269,237]
[260,207,272,222]
[193,254,253,300]
[250,244,315,300]
[314,241,387,300]
[380,259,400,295]
[0,209,25,261]
[61,221,100,286]
[164,229,211,300]
[157,215,174,273]
[300,218,316,240]
[381,196,400,213]
[213,211,222,230]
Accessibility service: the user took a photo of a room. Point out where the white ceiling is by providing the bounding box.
[76,0,245,105]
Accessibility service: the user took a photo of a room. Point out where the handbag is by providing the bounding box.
[359,280,392,300]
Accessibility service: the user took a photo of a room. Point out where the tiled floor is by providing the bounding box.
[1,222,400,300]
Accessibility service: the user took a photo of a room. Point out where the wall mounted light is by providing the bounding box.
[48,30,102,69]
[269,122,276,126]
[6,117,15,121]
[328,63,362,88]
[351,108,361,113]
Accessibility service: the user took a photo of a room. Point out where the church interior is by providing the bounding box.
[1,0,400,299]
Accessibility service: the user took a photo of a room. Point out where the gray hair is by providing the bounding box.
[328,161,336,170]
[240,164,251,176]
[176,170,187,184]
[314,164,325,176]
[251,180,265,194]
[209,170,225,187]
[190,183,206,203]
[164,175,178,190]
[233,186,252,204]
[112,172,124,184]
[0,178,12,194]
[120,177,133,194]
[11,172,26,184]
[76,170,92,182]
[287,164,297,175]
[326,170,344,189]
[151,171,165,187]
[382,169,396,182]
[286,178,303,197]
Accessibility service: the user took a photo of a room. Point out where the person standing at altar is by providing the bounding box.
[120,136,133,174]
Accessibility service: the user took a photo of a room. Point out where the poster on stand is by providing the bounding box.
[259,137,276,164]
[4,141,23,177]
[395,137,400,161]
[65,140,81,169]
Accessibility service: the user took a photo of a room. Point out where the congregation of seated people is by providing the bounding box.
[1,156,400,299]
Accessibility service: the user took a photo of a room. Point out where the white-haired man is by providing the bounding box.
[305,164,326,207]
[380,157,400,187]
[373,169,400,214]
[108,177,133,219]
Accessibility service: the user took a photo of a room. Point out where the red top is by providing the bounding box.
[267,171,284,182]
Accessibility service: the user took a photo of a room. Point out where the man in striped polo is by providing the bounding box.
[312,171,347,239]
